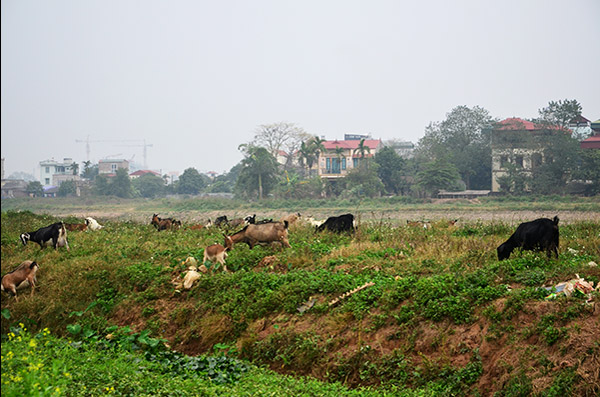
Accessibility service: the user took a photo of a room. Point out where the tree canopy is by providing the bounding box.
[416,105,494,190]
[177,168,206,195]
[236,145,280,199]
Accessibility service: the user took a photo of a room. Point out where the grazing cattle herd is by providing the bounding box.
[3,212,566,299]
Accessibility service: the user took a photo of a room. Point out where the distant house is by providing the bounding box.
[580,119,600,149]
[129,170,161,179]
[318,135,383,180]
[39,158,77,186]
[1,179,29,198]
[490,118,565,192]
[99,159,129,175]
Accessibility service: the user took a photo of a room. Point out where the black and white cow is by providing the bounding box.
[20,222,70,251]
[317,213,355,233]
[497,216,559,260]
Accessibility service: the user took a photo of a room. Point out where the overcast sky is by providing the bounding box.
[2,0,599,178]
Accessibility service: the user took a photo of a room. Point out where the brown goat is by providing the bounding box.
[64,223,88,232]
[227,221,290,249]
[151,214,176,231]
[2,260,39,300]
[203,236,233,272]
[281,212,301,225]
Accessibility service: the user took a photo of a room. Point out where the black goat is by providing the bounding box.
[20,222,70,251]
[317,213,355,233]
[497,216,559,260]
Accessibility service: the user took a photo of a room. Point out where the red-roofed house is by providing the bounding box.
[129,170,161,179]
[318,135,383,180]
[491,118,566,192]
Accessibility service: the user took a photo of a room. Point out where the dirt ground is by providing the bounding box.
[59,208,600,225]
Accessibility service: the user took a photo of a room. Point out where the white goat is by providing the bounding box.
[85,217,104,231]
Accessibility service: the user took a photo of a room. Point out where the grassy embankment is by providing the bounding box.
[1,198,600,395]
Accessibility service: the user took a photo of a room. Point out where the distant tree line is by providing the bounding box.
[24,99,599,199]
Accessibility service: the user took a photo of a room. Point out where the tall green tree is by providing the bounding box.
[298,136,326,177]
[94,175,110,195]
[529,131,581,194]
[344,161,384,198]
[574,149,600,195]
[133,173,166,198]
[353,138,371,159]
[177,168,206,195]
[26,181,44,197]
[58,180,77,197]
[416,158,461,197]
[236,145,280,199]
[536,99,582,129]
[82,161,98,181]
[416,105,494,190]
[374,146,407,194]
[110,168,133,198]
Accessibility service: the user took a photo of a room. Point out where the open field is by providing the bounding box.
[2,196,600,395]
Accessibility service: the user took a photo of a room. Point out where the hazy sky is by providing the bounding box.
[2,0,599,178]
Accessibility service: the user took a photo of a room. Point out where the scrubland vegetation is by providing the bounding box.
[2,198,600,396]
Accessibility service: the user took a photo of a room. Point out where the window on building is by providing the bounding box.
[515,156,523,168]
[353,158,359,168]
[45,178,50,185]
[112,164,117,171]
[45,167,50,173]
[326,158,330,172]
[331,158,341,174]
[342,158,346,170]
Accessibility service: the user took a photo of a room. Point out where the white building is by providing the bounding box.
[39,158,76,186]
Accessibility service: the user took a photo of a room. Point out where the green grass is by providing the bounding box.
[2,205,600,396]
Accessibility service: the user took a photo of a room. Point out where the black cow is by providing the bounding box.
[317,213,355,233]
[20,222,70,251]
[497,216,559,260]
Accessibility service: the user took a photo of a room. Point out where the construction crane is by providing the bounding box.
[75,136,153,169]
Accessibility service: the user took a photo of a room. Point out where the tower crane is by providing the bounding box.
[75,136,153,169]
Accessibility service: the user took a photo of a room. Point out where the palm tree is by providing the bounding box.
[334,146,345,174]
[239,145,279,199]
[71,162,80,176]
[353,139,371,169]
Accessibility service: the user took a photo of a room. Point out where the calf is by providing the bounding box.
[85,217,103,231]
[64,223,88,232]
[317,213,355,233]
[20,222,69,251]
[497,216,560,260]
[2,260,40,299]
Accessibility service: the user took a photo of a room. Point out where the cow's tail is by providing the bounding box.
[553,216,559,225]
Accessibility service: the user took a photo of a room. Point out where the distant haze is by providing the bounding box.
[2,0,599,178]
